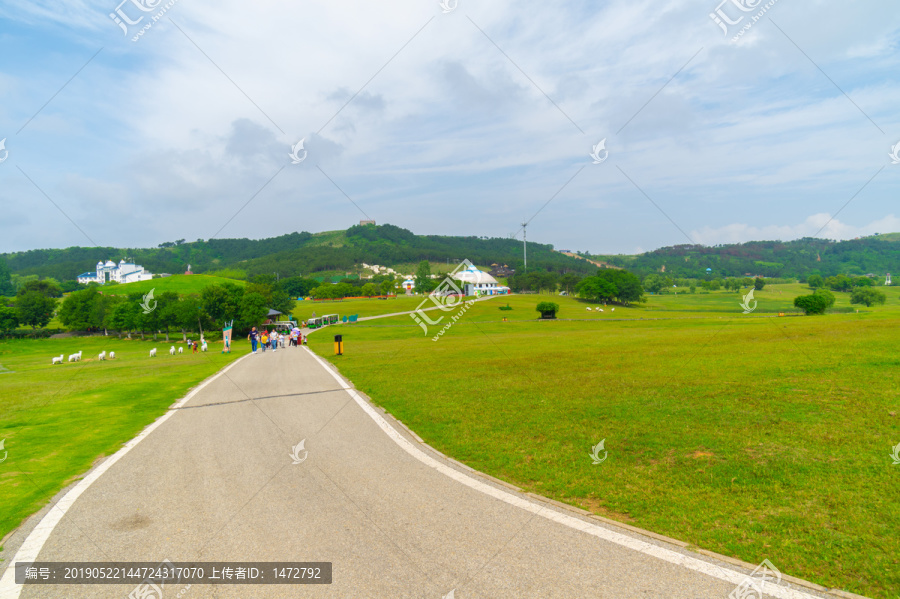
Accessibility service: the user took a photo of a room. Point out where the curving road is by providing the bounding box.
[0,343,848,598]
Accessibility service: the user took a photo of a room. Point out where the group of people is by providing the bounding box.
[247,327,303,353]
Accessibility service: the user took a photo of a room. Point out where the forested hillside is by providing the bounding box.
[1,224,593,282]
[592,235,900,279]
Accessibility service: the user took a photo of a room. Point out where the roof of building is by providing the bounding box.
[451,267,498,286]
[78,272,96,278]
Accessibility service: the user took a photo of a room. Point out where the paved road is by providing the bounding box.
[0,344,841,599]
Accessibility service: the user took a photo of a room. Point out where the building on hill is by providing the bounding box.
[77,259,153,285]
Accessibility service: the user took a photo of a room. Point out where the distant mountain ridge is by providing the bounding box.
[1,224,594,282]
[590,234,900,279]
[4,227,898,283]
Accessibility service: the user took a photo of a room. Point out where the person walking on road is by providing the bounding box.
[248,327,259,353]
[261,330,268,352]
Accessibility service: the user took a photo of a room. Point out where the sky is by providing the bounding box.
[0,0,898,256]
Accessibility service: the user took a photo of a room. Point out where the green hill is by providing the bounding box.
[1,224,593,283]
[99,274,246,297]
[591,235,900,279]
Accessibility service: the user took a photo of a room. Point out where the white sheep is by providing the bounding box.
[201,341,208,352]
[52,354,63,365]
[611,308,615,312]
[76,351,82,361]
[178,346,183,354]
[169,346,176,355]
[68,354,77,362]
[99,351,106,361]
[109,351,115,359]
[598,308,604,312]
[150,348,157,357]
[586,307,592,311]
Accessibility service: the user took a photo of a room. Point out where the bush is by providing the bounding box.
[850,288,886,307]
[794,294,828,315]
[536,301,559,319]
[498,303,513,311]
[754,278,765,291]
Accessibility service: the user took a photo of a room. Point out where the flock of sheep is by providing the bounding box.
[52,341,207,364]
[586,307,615,312]
[150,341,207,357]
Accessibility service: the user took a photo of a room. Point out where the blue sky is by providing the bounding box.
[1,0,898,255]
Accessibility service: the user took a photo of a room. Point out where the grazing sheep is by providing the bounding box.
[99,351,106,361]
[169,346,176,355]
[68,354,77,363]
[150,348,157,357]
[178,346,183,354]
[598,309,604,312]
[201,341,208,352]
[109,351,115,359]
[52,355,64,365]
[76,351,82,361]
[611,308,615,312]
[586,307,592,311]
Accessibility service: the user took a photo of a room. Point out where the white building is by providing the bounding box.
[450,265,509,296]
[78,259,153,285]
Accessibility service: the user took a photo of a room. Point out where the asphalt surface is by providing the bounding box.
[0,341,839,599]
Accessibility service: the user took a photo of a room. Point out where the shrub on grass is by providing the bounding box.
[536,301,559,319]
[794,294,828,315]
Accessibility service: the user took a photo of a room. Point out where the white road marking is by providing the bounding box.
[304,347,823,599]
[0,355,250,599]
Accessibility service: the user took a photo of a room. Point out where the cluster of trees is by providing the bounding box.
[49,275,299,339]
[575,270,644,305]
[0,280,62,333]
[793,285,887,315]
[806,274,875,292]
[642,274,765,293]
[309,273,398,299]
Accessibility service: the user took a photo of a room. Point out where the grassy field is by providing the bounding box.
[97,274,245,297]
[308,285,900,598]
[290,294,461,323]
[0,336,243,549]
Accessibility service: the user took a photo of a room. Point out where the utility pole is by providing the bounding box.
[521,221,528,273]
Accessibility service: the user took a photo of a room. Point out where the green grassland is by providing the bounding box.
[98,274,246,297]
[308,285,900,598]
[289,294,463,323]
[0,336,243,548]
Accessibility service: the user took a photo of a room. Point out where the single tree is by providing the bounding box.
[753,278,765,291]
[850,287,886,307]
